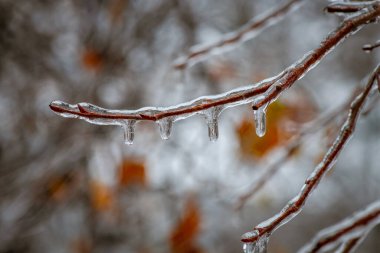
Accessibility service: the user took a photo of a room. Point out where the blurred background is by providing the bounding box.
[0,0,379,252]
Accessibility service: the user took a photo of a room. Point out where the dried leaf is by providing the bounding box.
[90,180,114,212]
[82,48,103,72]
[170,197,203,253]
[236,101,290,159]
[46,172,76,201]
[118,159,146,187]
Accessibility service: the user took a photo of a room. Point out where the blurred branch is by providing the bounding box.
[241,64,380,244]
[362,39,380,52]
[173,0,306,69]
[298,200,380,253]
[50,3,380,135]
[325,1,376,14]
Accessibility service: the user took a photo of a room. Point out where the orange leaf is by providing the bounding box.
[82,48,103,72]
[236,101,290,159]
[46,172,76,202]
[90,180,114,212]
[170,197,203,253]
[118,159,146,187]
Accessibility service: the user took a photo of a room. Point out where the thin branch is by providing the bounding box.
[298,200,380,253]
[173,0,305,69]
[335,236,363,253]
[50,3,380,130]
[363,39,380,52]
[240,64,380,244]
[325,1,375,14]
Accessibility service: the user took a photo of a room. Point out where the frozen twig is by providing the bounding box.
[362,39,380,52]
[173,0,305,69]
[50,2,380,144]
[325,1,377,14]
[298,200,380,253]
[240,64,380,246]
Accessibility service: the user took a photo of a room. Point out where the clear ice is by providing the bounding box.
[157,117,173,140]
[122,120,136,145]
[253,103,268,137]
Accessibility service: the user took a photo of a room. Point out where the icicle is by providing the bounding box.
[122,120,136,145]
[243,243,255,253]
[242,238,269,253]
[203,106,222,141]
[253,103,268,137]
[157,117,173,140]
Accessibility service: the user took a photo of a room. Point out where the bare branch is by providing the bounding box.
[363,39,380,52]
[50,3,380,139]
[325,1,375,14]
[240,64,380,245]
[173,0,305,69]
[298,200,380,253]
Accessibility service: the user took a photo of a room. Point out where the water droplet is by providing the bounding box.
[122,120,136,145]
[157,117,173,140]
[253,103,268,137]
[203,107,222,141]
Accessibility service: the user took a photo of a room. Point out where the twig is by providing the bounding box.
[363,39,380,52]
[240,64,380,244]
[325,1,375,14]
[297,200,380,253]
[173,0,305,69]
[50,3,380,129]
[335,236,363,253]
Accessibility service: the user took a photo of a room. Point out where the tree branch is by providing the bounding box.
[50,3,380,141]
[240,64,380,245]
[298,200,380,253]
[173,0,305,69]
[362,39,380,52]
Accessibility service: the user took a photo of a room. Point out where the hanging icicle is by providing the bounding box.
[122,120,136,145]
[157,117,174,140]
[203,106,223,141]
[253,103,268,137]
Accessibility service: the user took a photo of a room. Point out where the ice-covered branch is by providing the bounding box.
[362,39,380,52]
[325,1,377,14]
[298,200,380,253]
[240,64,380,252]
[50,3,380,144]
[173,0,305,69]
